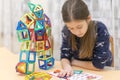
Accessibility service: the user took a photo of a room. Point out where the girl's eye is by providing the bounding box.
[68,28,73,30]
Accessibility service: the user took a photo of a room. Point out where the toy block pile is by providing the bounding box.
[16,2,54,74]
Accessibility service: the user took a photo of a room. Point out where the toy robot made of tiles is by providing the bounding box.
[16,2,54,75]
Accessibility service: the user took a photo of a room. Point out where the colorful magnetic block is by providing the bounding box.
[30,41,36,51]
[21,41,30,51]
[38,57,54,70]
[43,33,48,40]
[44,39,51,50]
[37,49,52,60]
[28,13,37,20]
[28,51,36,62]
[35,32,44,41]
[34,4,42,12]
[36,29,45,36]
[36,41,44,51]
[25,72,52,80]
[20,51,29,62]
[74,70,83,74]
[28,2,44,19]
[44,14,51,27]
[36,51,43,57]
[28,2,36,12]
[17,29,30,42]
[46,27,51,37]
[16,21,27,30]
[45,48,52,58]
[20,51,36,63]
[35,20,44,31]
[34,6,43,19]
[16,62,26,74]
[38,19,45,28]
[29,29,36,41]
[26,62,35,74]
[37,51,45,59]
[20,13,34,28]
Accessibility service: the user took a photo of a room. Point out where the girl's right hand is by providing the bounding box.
[58,66,74,78]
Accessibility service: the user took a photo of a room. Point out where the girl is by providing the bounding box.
[59,0,112,77]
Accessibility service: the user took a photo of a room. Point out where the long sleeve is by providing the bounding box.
[92,22,112,69]
[61,26,73,61]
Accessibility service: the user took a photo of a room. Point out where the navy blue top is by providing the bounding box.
[61,21,112,69]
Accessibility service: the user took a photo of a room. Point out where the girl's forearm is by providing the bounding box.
[61,58,72,69]
[71,59,101,71]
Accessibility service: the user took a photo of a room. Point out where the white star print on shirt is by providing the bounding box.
[96,42,105,47]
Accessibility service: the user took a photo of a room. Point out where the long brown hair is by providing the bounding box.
[62,0,97,58]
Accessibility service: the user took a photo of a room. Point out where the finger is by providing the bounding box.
[58,70,64,76]
[61,71,67,77]
[69,70,74,76]
[66,71,70,77]
[66,70,73,77]
[58,71,66,77]
[58,71,63,77]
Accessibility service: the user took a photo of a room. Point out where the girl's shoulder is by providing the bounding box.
[95,21,109,35]
[96,21,108,32]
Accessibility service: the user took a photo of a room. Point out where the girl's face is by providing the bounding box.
[65,20,89,37]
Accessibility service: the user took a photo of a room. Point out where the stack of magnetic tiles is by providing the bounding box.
[16,2,54,74]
